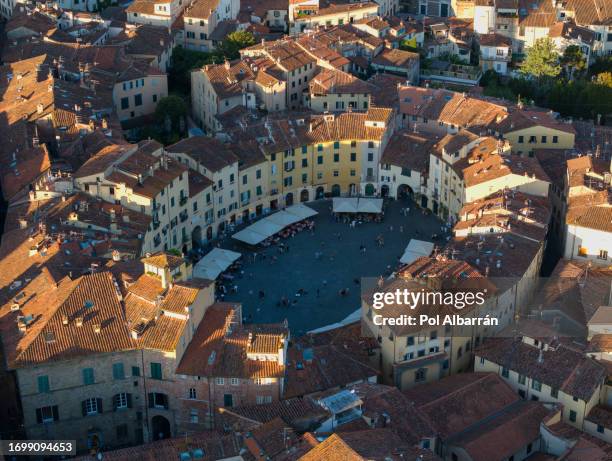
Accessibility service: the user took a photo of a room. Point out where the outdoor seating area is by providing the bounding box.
[219,199,445,334]
[232,204,318,246]
[193,248,242,281]
[332,197,385,225]
[332,197,384,214]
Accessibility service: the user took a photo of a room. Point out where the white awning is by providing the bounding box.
[286,203,318,220]
[232,204,318,245]
[333,197,383,213]
[356,198,383,214]
[400,239,435,264]
[266,210,301,227]
[333,197,359,213]
[232,227,269,245]
[193,248,242,280]
[248,219,285,236]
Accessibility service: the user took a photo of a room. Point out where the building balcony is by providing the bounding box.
[421,62,482,85]
[179,196,188,206]
[481,53,511,62]
[179,211,189,223]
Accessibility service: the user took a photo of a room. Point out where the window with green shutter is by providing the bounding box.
[37,375,50,393]
[132,366,140,377]
[82,368,95,385]
[112,363,125,380]
[151,363,162,380]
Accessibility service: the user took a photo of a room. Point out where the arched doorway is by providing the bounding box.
[365,183,375,196]
[285,193,294,206]
[300,189,309,202]
[315,186,325,199]
[191,226,202,248]
[206,226,213,241]
[381,185,390,197]
[331,184,341,197]
[151,415,171,441]
[397,184,414,199]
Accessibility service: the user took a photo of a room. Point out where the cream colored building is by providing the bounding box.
[191,57,292,133]
[379,129,438,202]
[240,39,317,110]
[183,0,239,52]
[475,334,607,430]
[166,137,241,236]
[361,258,498,390]
[191,60,254,133]
[113,72,168,122]
[497,113,577,156]
[426,133,550,220]
[305,68,375,113]
[290,1,379,35]
[75,140,207,254]
[127,0,186,27]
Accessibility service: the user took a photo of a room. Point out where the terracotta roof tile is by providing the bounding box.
[381,130,439,172]
[219,397,330,430]
[176,303,288,379]
[309,68,377,95]
[167,136,239,172]
[284,323,379,398]
[141,252,185,270]
[15,272,134,366]
[476,338,606,401]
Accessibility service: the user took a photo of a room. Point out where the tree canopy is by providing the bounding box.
[218,31,256,60]
[560,45,586,79]
[155,95,187,133]
[520,38,561,80]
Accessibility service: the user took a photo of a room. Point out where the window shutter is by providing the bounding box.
[97,398,103,414]
[36,408,43,424]
[81,400,87,417]
[127,393,133,408]
[112,394,118,411]
[52,405,59,421]
[148,393,154,408]
[162,394,168,409]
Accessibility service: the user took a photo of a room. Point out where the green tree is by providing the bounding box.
[520,38,561,80]
[155,95,187,134]
[218,31,256,60]
[560,45,586,80]
[168,47,223,95]
[581,81,612,120]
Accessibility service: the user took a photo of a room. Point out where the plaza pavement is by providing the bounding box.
[220,198,446,335]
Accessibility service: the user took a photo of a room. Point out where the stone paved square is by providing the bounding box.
[219,198,446,335]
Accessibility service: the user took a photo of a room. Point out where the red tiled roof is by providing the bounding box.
[476,338,606,401]
[403,373,521,439]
